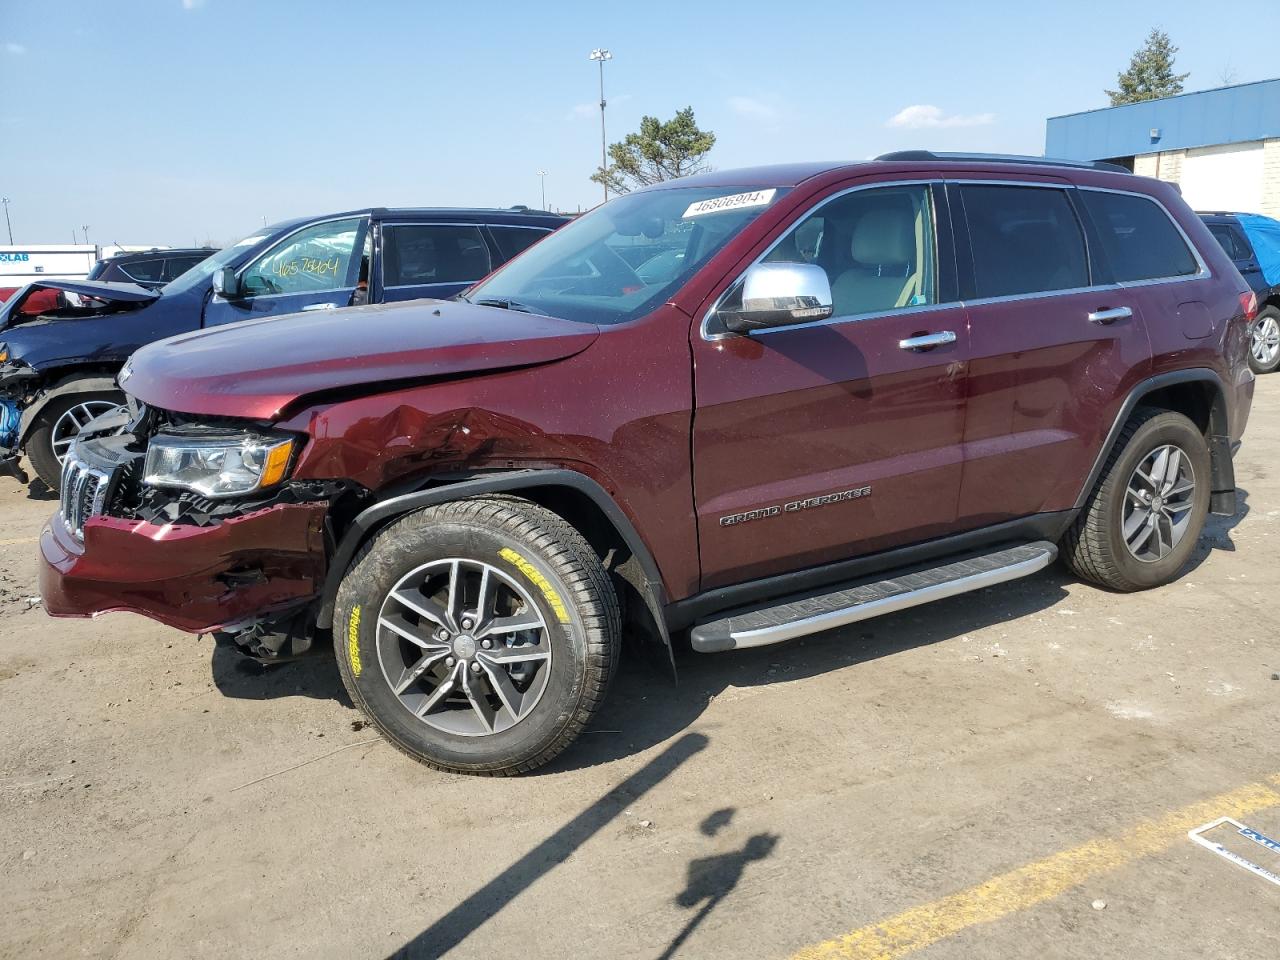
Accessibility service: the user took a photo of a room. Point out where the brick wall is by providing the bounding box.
[1263,139,1280,219]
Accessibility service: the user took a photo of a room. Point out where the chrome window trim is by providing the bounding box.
[700,177,1212,342]
[379,221,492,291]
[223,213,370,302]
[1074,184,1211,284]
[700,179,940,342]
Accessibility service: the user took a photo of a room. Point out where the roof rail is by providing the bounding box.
[875,150,1132,174]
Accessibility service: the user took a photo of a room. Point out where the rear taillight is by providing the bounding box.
[1241,291,1258,321]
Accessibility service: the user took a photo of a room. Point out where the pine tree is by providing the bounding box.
[1106,29,1190,105]
[591,108,716,195]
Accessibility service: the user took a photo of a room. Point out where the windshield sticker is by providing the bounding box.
[683,189,776,219]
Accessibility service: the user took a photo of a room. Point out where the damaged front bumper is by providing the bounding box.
[39,499,330,634]
[0,362,39,481]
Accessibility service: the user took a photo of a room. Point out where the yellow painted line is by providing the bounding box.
[0,536,38,546]
[791,774,1280,960]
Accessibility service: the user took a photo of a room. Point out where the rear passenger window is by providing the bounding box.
[490,226,550,261]
[1206,223,1249,262]
[382,224,492,287]
[1080,191,1198,282]
[120,258,165,282]
[961,185,1088,298]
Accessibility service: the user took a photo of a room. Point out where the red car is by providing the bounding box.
[40,152,1255,775]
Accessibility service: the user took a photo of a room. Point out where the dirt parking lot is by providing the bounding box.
[2,379,1278,960]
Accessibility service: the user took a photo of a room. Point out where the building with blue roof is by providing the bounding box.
[1045,78,1280,217]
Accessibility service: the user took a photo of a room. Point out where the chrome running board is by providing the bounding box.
[689,541,1057,653]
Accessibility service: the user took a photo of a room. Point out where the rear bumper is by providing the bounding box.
[39,501,329,633]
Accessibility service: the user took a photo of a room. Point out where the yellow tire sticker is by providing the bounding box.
[499,548,570,623]
[347,604,363,676]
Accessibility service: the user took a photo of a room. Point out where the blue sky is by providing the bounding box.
[2,0,1277,246]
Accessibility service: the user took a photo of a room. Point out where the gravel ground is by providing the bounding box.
[1,378,1277,960]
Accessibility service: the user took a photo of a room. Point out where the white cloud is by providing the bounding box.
[886,104,995,129]
[728,96,780,122]
[5,43,26,55]
[182,0,206,9]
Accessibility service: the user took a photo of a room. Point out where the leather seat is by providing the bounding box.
[831,208,916,316]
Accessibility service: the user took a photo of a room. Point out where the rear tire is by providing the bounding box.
[334,496,620,775]
[1062,408,1211,592]
[1248,306,1280,375]
[26,390,125,490]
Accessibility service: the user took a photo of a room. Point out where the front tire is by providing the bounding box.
[334,496,620,775]
[26,390,126,490]
[1062,408,1211,592]
[1248,306,1280,375]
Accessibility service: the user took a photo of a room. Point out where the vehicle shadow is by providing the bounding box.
[209,637,352,707]
[26,478,55,501]
[1183,484,1250,574]
[540,565,1075,775]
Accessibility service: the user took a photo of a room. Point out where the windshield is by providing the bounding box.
[464,185,786,324]
[162,231,269,296]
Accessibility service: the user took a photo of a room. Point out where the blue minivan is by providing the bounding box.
[0,207,564,487]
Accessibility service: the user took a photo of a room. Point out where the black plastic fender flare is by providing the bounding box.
[1076,368,1236,515]
[315,469,674,661]
[18,374,122,444]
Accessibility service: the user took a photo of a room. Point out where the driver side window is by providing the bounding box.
[240,218,367,298]
[765,185,937,319]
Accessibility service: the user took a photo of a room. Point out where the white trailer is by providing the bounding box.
[0,244,100,285]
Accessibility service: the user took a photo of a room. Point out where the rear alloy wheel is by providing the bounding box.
[1062,408,1211,591]
[1248,306,1280,375]
[335,496,620,775]
[26,391,125,490]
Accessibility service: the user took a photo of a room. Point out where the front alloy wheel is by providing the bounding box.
[378,558,553,737]
[335,496,620,775]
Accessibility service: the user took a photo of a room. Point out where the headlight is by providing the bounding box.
[143,433,295,498]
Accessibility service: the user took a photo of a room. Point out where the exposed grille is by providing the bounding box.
[59,451,112,539]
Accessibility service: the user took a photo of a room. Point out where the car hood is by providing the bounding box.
[0,278,160,331]
[15,278,159,303]
[123,298,600,419]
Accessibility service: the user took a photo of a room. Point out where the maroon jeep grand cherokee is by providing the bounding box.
[40,153,1256,775]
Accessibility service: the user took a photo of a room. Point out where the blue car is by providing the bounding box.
[1199,211,1280,376]
[0,207,564,487]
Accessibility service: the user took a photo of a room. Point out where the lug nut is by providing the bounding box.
[445,656,455,668]
[437,629,449,641]
[471,662,481,674]
[461,617,474,630]
[481,639,492,649]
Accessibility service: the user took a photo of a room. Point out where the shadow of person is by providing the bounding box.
[386,732,709,960]
[658,826,780,960]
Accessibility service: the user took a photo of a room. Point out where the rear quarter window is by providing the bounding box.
[1080,190,1199,282]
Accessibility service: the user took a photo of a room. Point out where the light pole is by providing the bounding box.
[589,48,612,202]
[81,225,90,245]
[1,198,11,244]
[536,169,548,211]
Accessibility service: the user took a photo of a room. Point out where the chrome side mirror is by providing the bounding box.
[719,262,833,333]
[211,266,242,299]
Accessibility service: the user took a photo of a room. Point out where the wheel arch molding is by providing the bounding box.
[315,469,674,660]
[17,373,122,444]
[1078,368,1237,516]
